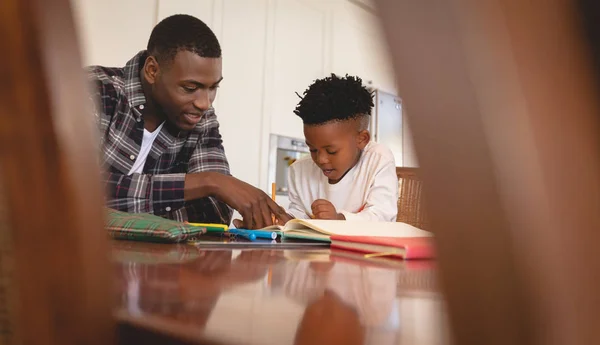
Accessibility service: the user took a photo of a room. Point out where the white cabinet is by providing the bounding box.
[266,0,327,140]
[156,0,216,26]
[330,2,396,94]
[217,0,269,187]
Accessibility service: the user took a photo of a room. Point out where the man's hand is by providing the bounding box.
[185,172,292,229]
[311,199,345,220]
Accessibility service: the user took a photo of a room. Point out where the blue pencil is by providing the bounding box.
[230,228,279,240]
[228,229,257,241]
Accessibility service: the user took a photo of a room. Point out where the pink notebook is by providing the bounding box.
[330,235,435,260]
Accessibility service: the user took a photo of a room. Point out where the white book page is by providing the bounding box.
[284,220,432,238]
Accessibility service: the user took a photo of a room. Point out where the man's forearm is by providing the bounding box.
[184,171,222,201]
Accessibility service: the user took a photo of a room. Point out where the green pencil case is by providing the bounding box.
[105,208,207,243]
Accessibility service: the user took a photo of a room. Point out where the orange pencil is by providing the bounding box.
[271,182,276,224]
[271,182,276,202]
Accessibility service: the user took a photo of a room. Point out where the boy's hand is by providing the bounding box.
[311,199,345,220]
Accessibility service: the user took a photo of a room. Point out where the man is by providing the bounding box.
[86,14,290,229]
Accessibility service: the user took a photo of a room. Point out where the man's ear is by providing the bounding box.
[143,56,160,85]
[356,129,371,150]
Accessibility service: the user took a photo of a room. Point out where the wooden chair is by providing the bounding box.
[376,1,600,345]
[396,167,429,229]
[0,0,113,344]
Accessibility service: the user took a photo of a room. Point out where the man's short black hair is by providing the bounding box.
[293,74,374,126]
[147,14,221,65]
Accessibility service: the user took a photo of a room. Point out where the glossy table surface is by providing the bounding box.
[112,238,449,345]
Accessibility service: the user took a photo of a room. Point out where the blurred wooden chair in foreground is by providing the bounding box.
[0,0,112,344]
[376,0,600,345]
[396,167,429,229]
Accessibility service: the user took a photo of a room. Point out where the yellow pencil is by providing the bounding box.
[186,222,228,232]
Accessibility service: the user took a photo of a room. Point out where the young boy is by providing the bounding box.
[287,74,399,222]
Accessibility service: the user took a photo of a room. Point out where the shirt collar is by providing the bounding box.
[123,50,148,108]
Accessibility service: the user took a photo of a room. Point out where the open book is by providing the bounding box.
[261,219,432,242]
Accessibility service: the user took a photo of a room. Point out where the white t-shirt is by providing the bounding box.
[128,122,165,175]
[287,141,399,222]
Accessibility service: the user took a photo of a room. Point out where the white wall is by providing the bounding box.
[71,0,157,66]
[71,0,408,192]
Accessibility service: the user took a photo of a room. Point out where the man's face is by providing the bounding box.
[148,50,223,131]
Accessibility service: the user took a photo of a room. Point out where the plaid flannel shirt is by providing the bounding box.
[86,50,233,224]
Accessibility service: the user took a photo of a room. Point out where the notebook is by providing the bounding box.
[330,248,436,268]
[261,219,432,242]
[329,235,434,259]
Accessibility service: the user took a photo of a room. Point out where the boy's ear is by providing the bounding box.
[356,130,370,150]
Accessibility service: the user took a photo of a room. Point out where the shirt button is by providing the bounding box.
[139,104,144,110]
[165,207,171,212]
[129,154,135,160]
[136,118,141,122]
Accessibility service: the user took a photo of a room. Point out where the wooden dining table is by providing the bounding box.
[112,238,448,345]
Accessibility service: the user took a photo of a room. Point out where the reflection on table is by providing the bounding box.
[112,240,448,345]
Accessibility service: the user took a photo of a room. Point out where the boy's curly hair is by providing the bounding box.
[293,74,374,125]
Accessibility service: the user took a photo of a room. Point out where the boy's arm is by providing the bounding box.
[339,158,399,222]
[287,163,311,219]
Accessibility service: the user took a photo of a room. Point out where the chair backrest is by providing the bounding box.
[396,168,428,229]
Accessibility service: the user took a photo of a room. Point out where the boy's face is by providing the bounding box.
[304,119,370,184]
